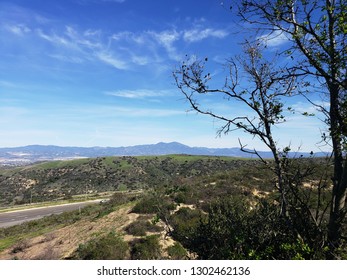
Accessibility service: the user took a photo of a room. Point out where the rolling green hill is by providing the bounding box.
[0,155,255,207]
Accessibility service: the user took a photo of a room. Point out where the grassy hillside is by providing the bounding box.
[0,155,254,207]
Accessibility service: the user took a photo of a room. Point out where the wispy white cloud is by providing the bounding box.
[37,28,80,50]
[108,26,230,66]
[2,7,231,72]
[65,25,102,49]
[63,103,184,119]
[148,27,228,59]
[110,29,183,63]
[48,54,84,63]
[105,89,171,99]
[151,30,180,47]
[149,30,181,60]
[37,26,130,69]
[183,27,228,43]
[110,106,184,117]
[96,51,129,70]
[37,26,101,51]
[84,29,102,37]
[131,54,150,66]
[0,3,50,27]
[5,24,31,36]
[111,31,147,45]
[290,100,329,116]
[257,30,289,47]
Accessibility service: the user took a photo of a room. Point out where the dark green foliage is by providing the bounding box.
[166,185,190,204]
[183,198,327,260]
[130,235,162,260]
[131,193,175,217]
[179,199,250,259]
[170,207,204,247]
[74,232,129,260]
[131,197,159,214]
[167,242,187,260]
[125,219,163,236]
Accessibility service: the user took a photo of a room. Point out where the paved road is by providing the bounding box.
[0,200,102,228]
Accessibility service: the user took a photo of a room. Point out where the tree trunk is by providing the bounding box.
[328,161,347,256]
[327,83,347,257]
[268,136,287,217]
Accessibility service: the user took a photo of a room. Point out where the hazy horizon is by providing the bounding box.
[0,141,331,154]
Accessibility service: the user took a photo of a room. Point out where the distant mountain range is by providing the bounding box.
[0,142,328,166]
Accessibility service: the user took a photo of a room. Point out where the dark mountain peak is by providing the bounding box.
[156,141,188,147]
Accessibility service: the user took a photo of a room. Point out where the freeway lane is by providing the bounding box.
[0,200,102,228]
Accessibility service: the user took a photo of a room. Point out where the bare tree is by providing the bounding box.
[174,43,296,217]
[237,0,347,257]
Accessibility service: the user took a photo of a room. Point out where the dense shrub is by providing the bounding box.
[167,242,187,260]
[125,219,163,236]
[130,235,162,260]
[132,194,175,216]
[131,197,158,214]
[109,192,138,206]
[74,232,129,260]
[185,198,327,260]
[170,207,204,248]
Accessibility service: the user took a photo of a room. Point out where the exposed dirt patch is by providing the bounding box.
[251,188,270,198]
[0,205,138,260]
[0,203,179,260]
[172,203,196,214]
[122,214,176,259]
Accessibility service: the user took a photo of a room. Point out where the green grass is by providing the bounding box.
[136,154,250,162]
[0,155,250,177]
[0,225,62,252]
[0,210,76,252]
[102,157,118,169]
[118,160,133,170]
[173,154,249,162]
[118,184,128,191]
[32,158,91,170]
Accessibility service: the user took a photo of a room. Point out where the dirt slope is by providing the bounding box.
[0,205,138,260]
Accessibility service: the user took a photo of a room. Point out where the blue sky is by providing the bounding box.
[0,0,327,152]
